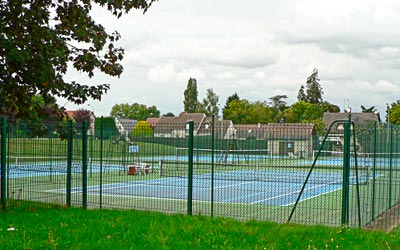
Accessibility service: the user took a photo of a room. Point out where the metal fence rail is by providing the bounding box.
[1,116,400,229]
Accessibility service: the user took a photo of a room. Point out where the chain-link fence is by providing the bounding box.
[1,116,399,229]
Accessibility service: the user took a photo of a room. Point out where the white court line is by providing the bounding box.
[250,182,341,205]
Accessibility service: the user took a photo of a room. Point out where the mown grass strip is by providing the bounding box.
[0,203,399,249]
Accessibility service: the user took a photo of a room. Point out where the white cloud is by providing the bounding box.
[62,0,400,117]
[214,71,235,79]
[147,64,205,83]
[254,72,265,79]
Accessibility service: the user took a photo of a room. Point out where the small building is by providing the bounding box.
[115,117,138,141]
[154,112,233,138]
[232,123,316,157]
[322,112,381,151]
[146,117,161,128]
[266,123,316,157]
[154,112,206,138]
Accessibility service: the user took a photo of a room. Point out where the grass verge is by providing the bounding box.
[0,203,399,249]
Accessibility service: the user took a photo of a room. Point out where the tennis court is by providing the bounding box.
[50,169,374,206]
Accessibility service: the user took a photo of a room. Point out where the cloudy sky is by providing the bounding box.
[63,0,400,118]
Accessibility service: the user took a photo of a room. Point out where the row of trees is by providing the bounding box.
[106,69,384,131]
[181,69,339,130]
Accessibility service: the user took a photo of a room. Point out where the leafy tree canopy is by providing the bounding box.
[162,112,175,117]
[223,93,240,117]
[223,99,274,124]
[183,78,198,113]
[0,0,157,120]
[110,103,160,121]
[132,120,153,138]
[197,88,219,117]
[361,105,376,113]
[321,101,340,113]
[387,101,400,125]
[297,85,306,102]
[305,68,324,104]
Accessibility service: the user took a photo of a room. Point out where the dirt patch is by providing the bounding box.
[364,201,400,231]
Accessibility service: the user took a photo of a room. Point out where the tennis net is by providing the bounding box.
[160,161,372,185]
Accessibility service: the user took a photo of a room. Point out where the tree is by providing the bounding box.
[223,93,240,118]
[321,101,340,113]
[0,0,157,120]
[297,85,307,102]
[162,112,175,117]
[132,121,154,138]
[361,105,376,113]
[200,88,219,116]
[223,99,274,124]
[72,109,92,124]
[388,101,400,125]
[223,99,251,124]
[305,69,324,104]
[110,103,160,121]
[183,78,198,113]
[284,101,324,122]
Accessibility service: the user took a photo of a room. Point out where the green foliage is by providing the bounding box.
[0,0,157,119]
[224,99,274,124]
[223,93,240,112]
[321,101,340,113]
[388,101,400,125]
[198,88,219,116]
[0,206,399,249]
[284,101,324,122]
[110,103,160,120]
[183,77,198,113]
[162,112,175,117]
[297,85,307,102]
[132,121,154,138]
[361,105,377,113]
[94,117,118,139]
[305,68,324,104]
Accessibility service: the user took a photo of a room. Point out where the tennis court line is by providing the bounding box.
[250,182,341,206]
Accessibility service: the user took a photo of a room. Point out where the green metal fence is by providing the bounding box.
[1,116,400,229]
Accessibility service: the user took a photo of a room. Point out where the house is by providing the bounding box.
[65,110,95,135]
[146,117,161,128]
[115,117,138,141]
[266,123,316,157]
[196,116,234,139]
[233,123,316,157]
[154,113,206,138]
[153,112,233,138]
[233,123,268,140]
[322,112,381,151]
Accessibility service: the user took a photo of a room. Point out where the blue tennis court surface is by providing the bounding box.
[50,170,374,206]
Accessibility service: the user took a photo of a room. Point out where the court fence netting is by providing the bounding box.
[1,116,400,230]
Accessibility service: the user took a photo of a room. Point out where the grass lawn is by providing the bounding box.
[0,204,399,250]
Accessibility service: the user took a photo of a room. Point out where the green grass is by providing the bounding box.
[0,203,399,250]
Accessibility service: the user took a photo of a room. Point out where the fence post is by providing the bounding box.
[371,122,377,221]
[1,117,7,211]
[187,121,194,216]
[211,115,215,217]
[388,125,393,207]
[341,118,351,226]
[99,116,104,209]
[82,122,88,209]
[66,120,73,207]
